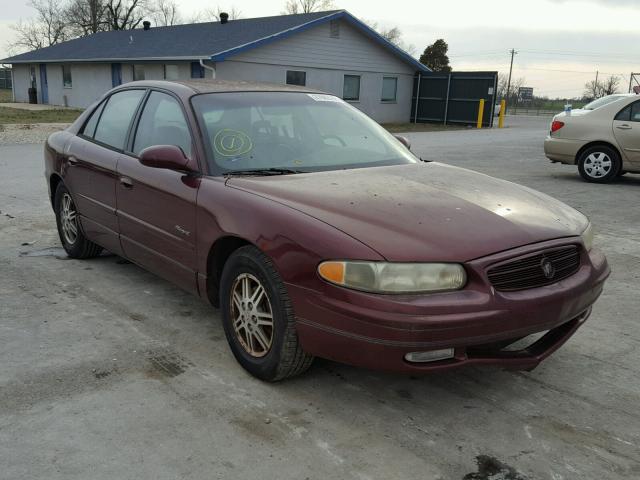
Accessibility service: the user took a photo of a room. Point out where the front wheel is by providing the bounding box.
[54,183,103,258]
[219,246,313,381]
[577,146,621,183]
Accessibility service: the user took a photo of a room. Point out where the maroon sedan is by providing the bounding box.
[45,80,609,381]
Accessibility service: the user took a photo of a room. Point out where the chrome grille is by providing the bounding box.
[487,245,581,291]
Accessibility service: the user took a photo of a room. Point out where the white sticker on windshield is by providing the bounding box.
[307,93,343,102]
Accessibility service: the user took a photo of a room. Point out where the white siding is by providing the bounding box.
[9,61,210,108]
[47,63,112,107]
[229,19,414,74]
[7,19,418,122]
[215,20,416,123]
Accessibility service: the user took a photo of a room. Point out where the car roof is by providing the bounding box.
[121,79,328,96]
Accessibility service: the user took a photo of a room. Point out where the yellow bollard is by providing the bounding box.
[477,99,485,129]
[498,99,506,128]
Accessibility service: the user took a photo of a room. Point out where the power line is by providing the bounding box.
[514,66,626,76]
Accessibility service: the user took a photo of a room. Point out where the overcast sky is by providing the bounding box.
[1,0,639,98]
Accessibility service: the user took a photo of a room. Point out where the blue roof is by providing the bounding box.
[1,10,429,73]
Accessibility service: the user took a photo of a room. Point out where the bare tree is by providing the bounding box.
[365,21,416,55]
[9,0,69,51]
[67,0,109,35]
[497,74,525,101]
[583,75,620,100]
[150,0,181,26]
[283,0,335,14]
[602,75,620,96]
[105,0,149,30]
[190,6,242,23]
[583,79,602,100]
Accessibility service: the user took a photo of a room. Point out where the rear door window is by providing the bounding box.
[93,89,145,149]
[132,91,192,157]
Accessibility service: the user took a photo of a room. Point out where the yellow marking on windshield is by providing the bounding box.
[213,129,253,157]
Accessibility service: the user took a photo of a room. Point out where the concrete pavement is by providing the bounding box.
[1,118,639,479]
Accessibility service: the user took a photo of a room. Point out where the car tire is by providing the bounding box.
[54,183,103,259]
[219,245,313,381]
[577,145,621,183]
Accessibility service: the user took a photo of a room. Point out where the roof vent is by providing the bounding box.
[143,20,151,30]
[220,12,229,24]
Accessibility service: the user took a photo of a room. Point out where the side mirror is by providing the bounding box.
[139,145,195,172]
[393,134,411,150]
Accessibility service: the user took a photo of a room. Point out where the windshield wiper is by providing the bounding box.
[224,168,306,177]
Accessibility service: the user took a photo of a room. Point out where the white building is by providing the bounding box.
[1,10,429,123]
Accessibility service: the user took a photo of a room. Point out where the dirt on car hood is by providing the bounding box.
[226,163,588,262]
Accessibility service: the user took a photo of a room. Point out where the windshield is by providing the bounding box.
[191,92,417,175]
[583,95,628,110]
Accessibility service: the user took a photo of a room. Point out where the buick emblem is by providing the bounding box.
[540,258,555,279]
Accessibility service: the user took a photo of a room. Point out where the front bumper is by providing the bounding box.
[544,136,586,164]
[288,239,609,373]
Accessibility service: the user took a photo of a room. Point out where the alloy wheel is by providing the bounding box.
[583,152,612,179]
[60,193,78,245]
[229,273,274,357]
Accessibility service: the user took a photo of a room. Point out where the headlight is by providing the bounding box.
[318,261,467,293]
[581,222,594,251]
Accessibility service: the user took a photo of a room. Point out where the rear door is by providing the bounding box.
[63,89,146,255]
[613,100,640,166]
[116,90,200,293]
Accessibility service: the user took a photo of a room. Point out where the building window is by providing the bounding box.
[164,64,179,80]
[133,64,145,81]
[330,20,340,38]
[286,70,306,86]
[381,77,397,102]
[343,75,360,101]
[62,65,72,88]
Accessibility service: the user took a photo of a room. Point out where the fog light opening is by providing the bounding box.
[404,348,454,363]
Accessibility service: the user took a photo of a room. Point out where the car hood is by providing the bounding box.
[226,163,588,262]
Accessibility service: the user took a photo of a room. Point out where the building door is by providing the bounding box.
[111,63,122,87]
[39,64,48,103]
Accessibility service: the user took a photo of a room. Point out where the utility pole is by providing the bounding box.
[505,48,517,114]
[595,70,599,97]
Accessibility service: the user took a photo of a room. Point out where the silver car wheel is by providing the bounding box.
[583,152,612,179]
[60,193,78,245]
[230,273,274,358]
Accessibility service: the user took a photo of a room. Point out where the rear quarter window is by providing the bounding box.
[81,101,106,138]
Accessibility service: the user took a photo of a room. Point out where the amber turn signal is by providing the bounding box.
[318,261,345,285]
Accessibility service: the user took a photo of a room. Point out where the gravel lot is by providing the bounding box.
[0,123,70,145]
[1,117,639,480]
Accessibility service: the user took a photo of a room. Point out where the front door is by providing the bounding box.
[39,64,48,103]
[111,63,122,87]
[116,90,200,292]
[613,100,640,166]
[63,89,146,255]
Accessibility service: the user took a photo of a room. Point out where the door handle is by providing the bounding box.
[616,124,632,130]
[68,155,78,165]
[119,176,134,188]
